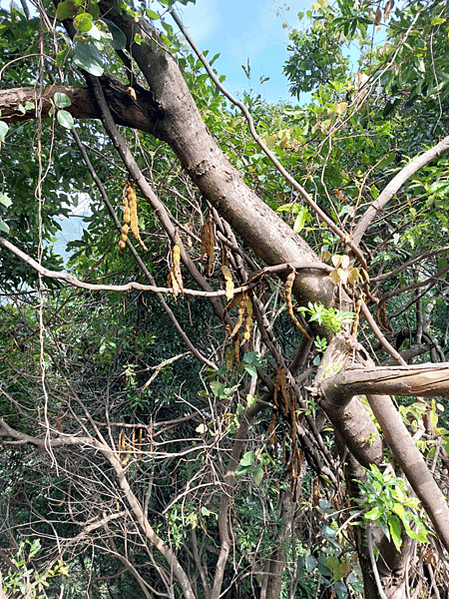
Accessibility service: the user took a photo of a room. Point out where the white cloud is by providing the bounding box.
[175,0,220,44]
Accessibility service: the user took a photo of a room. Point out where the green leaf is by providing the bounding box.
[86,23,103,41]
[0,218,10,234]
[293,206,309,232]
[57,110,74,129]
[364,506,383,520]
[56,45,71,68]
[388,514,402,551]
[393,502,404,517]
[56,0,78,20]
[73,42,104,76]
[0,120,8,143]
[160,33,172,48]
[0,192,12,208]
[146,8,159,20]
[243,363,258,378]
[74,12,93,33]
[305,555,317,572]
[53,92,71,108]
[253,466,264,485]
[87,0,99,20]
[209,380,223,397]
[240,451,255,467]
[242,351,258,364]
[102,19,127,50]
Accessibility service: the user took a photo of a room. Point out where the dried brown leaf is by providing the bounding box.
[374,6,381,24]
[200,217,214,275]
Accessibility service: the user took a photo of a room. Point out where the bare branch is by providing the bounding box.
[352,136,449,247]
[0,419,197,599]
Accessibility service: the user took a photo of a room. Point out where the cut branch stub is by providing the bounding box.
[320,363,449,402]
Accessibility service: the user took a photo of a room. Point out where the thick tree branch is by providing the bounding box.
[170,9,367,270]
[95,0,335,310]
[320,362,449,401]
[0,76,156,133]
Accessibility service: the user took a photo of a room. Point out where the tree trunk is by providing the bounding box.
[260,491,295,599]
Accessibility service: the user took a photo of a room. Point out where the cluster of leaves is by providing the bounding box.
[357,465,430,551]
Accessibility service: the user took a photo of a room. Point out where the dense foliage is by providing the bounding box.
[1,1,449,598]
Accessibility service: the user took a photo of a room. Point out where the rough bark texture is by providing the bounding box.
[93,0,335,309]
[321,363,449,399]
[0,76,156,132]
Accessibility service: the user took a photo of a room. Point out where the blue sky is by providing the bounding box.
[172,0,310,103]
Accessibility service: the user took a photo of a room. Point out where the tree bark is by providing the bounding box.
[314,333,449,552]
[319,362,449,400]
[260,491,295,599]
[0,76,156,132]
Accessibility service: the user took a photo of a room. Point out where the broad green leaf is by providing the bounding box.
[102,19,127,50]
[87,24,103,41]
[87,0,99,20]
[56,0,77,20]
[305,555,317,572]
[146,9,159,19]
[393,502,404,517]
[253,466,264,485]
[242,351,258,364]
[0,192,12,208]
[243,363,258,378]
[73,42,104,76]
[364,506,383,520]
[239,451,255,467]
[56,45,71,68]
[57,110,74,129]
[388,515,402,551]
[53,92,71,108]
[209,380,223,397]
[160,33,172,48]
[74,12,93,33]
[0,218,10,234]
[293,206,309,232]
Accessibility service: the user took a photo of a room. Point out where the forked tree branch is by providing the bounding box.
[313,333,449,552]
